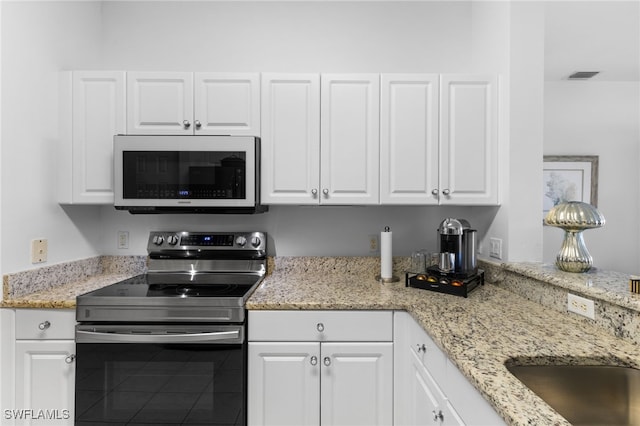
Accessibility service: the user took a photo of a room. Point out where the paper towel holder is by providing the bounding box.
[376,226,400,283]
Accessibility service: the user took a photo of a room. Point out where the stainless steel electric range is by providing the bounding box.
[74,231,266,426]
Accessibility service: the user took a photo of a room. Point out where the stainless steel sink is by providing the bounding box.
[507,364,640,425]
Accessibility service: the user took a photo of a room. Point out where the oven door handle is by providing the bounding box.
[75,329,241,344]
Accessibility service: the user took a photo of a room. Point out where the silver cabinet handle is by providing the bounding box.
[38,321,51,330]
[310,356,318,366]
[433,409,444,422]
[442,189,450,196]
[316,323,325,332]
[431,189,439,196]
[65,354,76,364]
[416,343,426,353]
[311,189,318,197]
[323,356,331,367]
[183,119,191,128]
[194,120,202,128]
[322,189,329,196]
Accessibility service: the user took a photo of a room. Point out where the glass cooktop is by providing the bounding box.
[84,273,261,298]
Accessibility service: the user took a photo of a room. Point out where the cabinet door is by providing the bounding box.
[194,73,260,135]
[68,71,125,204]
[320,74,380,205]
[127,71,194,135]
[406,348,445,426]
[260,74,321,204]
[321,342,393,426]
[444,358,506,425]
[248,342,320,426]
[380,74,439,205]
[439,74,499,205]
[14,340,75,426]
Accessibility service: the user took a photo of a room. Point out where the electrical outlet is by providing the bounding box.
[118,231,129,249]
[567,293,595,320]
[31,239,48,264]
[489,238,502,260]
[368,234,379,253]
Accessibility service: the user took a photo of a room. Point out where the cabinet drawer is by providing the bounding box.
[249,310,393,342]
[15,309,76,340]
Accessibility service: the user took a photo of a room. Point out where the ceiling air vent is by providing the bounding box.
[568,71,600,80]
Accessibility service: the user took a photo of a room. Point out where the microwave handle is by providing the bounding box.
[76,329,240,344]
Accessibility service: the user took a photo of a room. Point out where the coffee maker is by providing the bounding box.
[436,218,478,277]
[406,218,483,298]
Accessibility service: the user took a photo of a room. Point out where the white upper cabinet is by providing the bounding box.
[261,74,321,204]
[439,74,499,205]
[381,73,499,206]
[321,74,380,205]
[261,73,380,205]
[58,71,125,204]
[127,71,194,135]
[195,73,260,135]
[127,71,260,135]
[380,74,440,205]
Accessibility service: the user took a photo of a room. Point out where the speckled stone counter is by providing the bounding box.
[247,256,640,426]
[1,256,146,308]
[487,260,640,345]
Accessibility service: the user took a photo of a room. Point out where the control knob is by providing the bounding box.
[152,235,164,245]
[250,236,262,248]
[235,236,247,247]
[167,235,179,245]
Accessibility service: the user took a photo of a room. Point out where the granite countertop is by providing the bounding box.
[4,255,639,425]
[0,272,138,309]
[1,256,146,309]
[247,257,640,426]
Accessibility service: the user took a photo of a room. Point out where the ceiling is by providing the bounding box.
[544,1,640,82]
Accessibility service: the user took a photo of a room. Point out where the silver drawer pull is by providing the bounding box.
[323,356,331,367]
[310,356,318,366]
[38,321,51,330]
[316,323,325,332]
[65,354,76,364]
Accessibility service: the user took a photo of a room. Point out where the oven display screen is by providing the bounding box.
[180,234,234,246]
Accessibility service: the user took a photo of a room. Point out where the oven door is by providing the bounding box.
[74,324,246,426]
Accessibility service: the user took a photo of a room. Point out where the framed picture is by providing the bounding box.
[543,155,599,216]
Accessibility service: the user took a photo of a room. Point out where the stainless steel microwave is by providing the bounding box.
[114,135,266,214]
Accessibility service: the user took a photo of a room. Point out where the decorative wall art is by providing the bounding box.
[543,155,599,217]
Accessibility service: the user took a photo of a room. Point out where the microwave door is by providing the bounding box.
[113,135,259,212]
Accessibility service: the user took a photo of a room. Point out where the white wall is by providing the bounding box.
[99,1,474,73]
[543,81,640,274]
[1,1,104,274]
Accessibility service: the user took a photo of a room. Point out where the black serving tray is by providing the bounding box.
[405,268,484,298]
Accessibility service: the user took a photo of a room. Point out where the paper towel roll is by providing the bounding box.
[380,227,392,279]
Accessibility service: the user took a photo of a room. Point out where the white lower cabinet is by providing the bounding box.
[248,310,393,426]
[1,309,76,426]
[394,312,505,426]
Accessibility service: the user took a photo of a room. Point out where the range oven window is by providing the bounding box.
[122,151,246,200]
[75,342,246,425]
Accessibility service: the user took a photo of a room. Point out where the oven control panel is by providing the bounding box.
[148,231,266,251]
